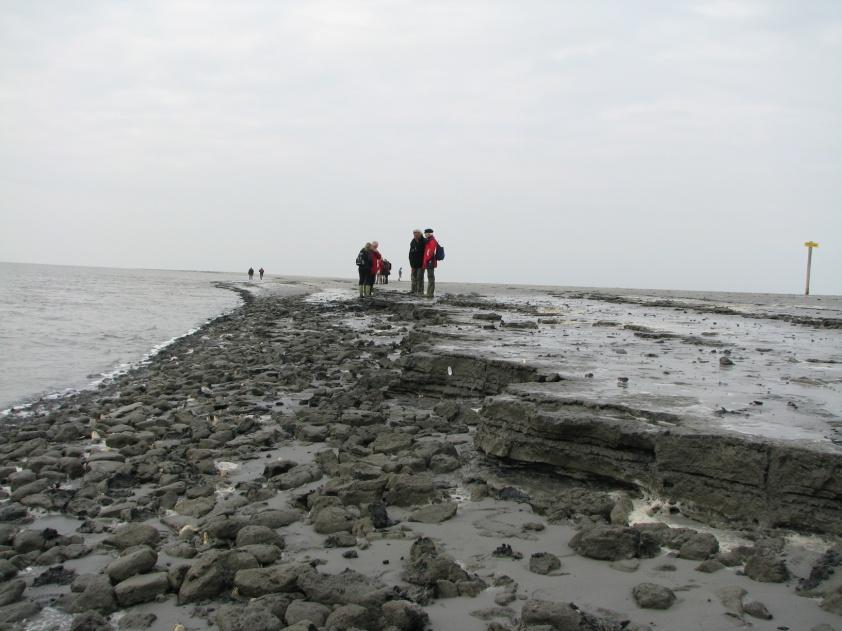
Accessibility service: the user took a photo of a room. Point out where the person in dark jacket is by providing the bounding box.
[408,229,426,294]
[421,228,440,297]
[248,267,254,281]
[356,243,372,297]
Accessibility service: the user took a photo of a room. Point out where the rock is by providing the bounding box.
[313,506,354,534]
[238,544,282,565]
[114,571,169,606]
[519,599,585,629]
[569,526,644,561]
[325,533,357,548]
[0,600,42,626]
[475,394,842,537]
[369,502,393,528]
[285,600,331,626]
[382,600,430,631]
[32,564,76,586]
[104,523,160,550]
[0,579,25,607]
[409,502,457,524]
[610,494,634,525]
[178,549,259,604]
[678,533,719,560]
[105,545,157,583]
[252,509,302,528]
[13,528,47,553]
[632,583,676,609]
[744,552,789,583]
[324,604,373,630]
[529,552,561,575]
[695,559,725,573]
[429,454,460,473]
[821,592,842,615]
[70,610,113,631]
[59,574,116,614]
[743,600,772,620]
[216,604,283,631]
[235,525,285,549]
[371,431,413,455]
[173,496,215,517]
[297,568,391,607]
[436,580,459,598]
[716,585,746,617]
[384,474,438,506]
[610,559,640,573]
[283,622,318,631]
[402,537,470,587]
[0,559,18,581]
[234,563,313,597]
[117,611,157,629]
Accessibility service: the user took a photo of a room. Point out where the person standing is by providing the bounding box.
[258,267,264,280]
[383,259,391,284]
[421,228,440,298]
[248,267,254,281]
[408,229,426,294]
[356,243,373,297]
[398,266,403,281]
[369,241,382,294]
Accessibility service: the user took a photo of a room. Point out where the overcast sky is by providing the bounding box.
[1,1,840,294]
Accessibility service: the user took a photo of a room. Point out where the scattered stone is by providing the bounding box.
[744,552,789,583]
[105,546,157,583]
[70,611,113,631]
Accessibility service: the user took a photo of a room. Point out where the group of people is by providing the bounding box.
[247,267,264,280]
[356,228,442,298]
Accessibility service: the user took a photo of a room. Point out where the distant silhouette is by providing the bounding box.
[259,267,264,280]
[248,267,254,281]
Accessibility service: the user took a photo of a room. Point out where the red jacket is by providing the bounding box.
[422,236,439,269]
[371,249,383,274]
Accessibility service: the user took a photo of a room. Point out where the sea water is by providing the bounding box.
[0,262,245,412]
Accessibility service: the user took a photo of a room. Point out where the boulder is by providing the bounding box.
[409,502,457,524]
[313,506,354,534]
[632,583,676,609]
[381,600,429,631]
[297,568,392,607]
[744,552,789,583]
[105,545,157,583]
[114,572,169,606]
[235,525,285,549]
[216,604,283,631]
[569,526,643,561]
[519,599,585,630]
[104,523,160,550]
[285,600,331,626]
[234,563,313,598]
[178,549,259,604]
[70,610,113,631]
[384,474,438,506]
[678,533,719,560]
[529,552,561,575]
[0,579,25,607]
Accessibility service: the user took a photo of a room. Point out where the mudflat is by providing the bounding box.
[1,277,840,631]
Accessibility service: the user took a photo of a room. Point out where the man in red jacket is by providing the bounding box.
[421,228,439,298]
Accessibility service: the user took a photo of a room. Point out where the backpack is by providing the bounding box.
[435,243,445,261]
[355,250,367,267]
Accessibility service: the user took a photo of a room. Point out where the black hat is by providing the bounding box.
[424,228,434,234]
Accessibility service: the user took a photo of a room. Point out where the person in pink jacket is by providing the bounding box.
[421,228,439,298]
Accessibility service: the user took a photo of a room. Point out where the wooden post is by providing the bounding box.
[804,241,819,296]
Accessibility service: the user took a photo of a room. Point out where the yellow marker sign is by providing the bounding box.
[805,241,819,248]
